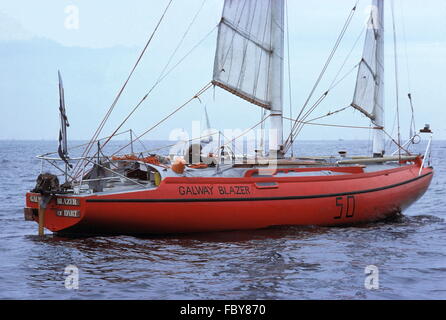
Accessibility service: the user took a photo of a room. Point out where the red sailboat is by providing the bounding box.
[24,0,434,235]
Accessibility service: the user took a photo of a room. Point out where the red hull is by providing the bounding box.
[25,163,433,234]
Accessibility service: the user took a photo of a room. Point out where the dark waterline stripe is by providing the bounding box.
[85,171,433,204]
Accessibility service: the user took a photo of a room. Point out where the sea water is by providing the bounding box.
[0,140,444,299]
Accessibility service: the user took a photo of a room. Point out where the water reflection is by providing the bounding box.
[14,213,444,299]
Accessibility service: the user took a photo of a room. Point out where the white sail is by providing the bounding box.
[351,0,384,156]
[213,0,275,109]
[213,0,284,154]
[352,1,384,120]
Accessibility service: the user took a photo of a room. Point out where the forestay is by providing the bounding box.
[213,0,281,110]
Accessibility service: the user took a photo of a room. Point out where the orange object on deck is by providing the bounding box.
[112,154,162,166]
[171,158,186,174]
[188,163,208,169]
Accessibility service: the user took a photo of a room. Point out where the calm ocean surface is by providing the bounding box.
[0,140,444,300]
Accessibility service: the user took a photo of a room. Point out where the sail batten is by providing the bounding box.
[220,18,273,54]
[211,80,271,109]
[351,103,376,120]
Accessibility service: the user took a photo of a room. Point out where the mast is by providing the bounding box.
[269,0,285,157]
[212,0,285,158]
[372,0,385,157]
[351,0,385,157]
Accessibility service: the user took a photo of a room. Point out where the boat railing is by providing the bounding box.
[419,133,433,176]
[36,154,152,193]
[391,133,421,156]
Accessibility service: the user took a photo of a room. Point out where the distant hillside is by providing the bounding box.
[0,38,142,140]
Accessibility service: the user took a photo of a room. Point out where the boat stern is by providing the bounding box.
[24,192,84,233]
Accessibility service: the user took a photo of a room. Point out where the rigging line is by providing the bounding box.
[218,131,245,158]
[156,0,208,83]
[386,106,398,150]
[144,27,217,100]
[400,1,416,136]
[81,25,217,172]
[282,116,382,130]
[328,62,360,92]
[72,0,174,178]
[94,0,205,154]
[289,63,359,144]
[283,66,355,150]
[77,0,174,160]
[82,157,147,188]
[154,26,217,86]
[39,129,132,157]
[288,61,358,142]
[285,2,358,149]
[296,92,328,125]
[44,160,77,181]
[216,131,236,158]
[391,0,402,161]
[109,82,213,159]
[221,114,271,150]
[303,105,351,123]
[217,123,263,159]
[117,131,218,157]
[328,25,365,90]
[285,92,329,151]
[291,2,357,124]
[72,82,212,180]
[285,91,328,152]
[382,127,411,155]
[400,0,412,94]
[127,128,149,154]
[285,85,329,152]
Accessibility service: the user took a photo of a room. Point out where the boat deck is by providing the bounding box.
[77,160,408,197]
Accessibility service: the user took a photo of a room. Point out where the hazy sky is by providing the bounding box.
[1,0,445,144]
